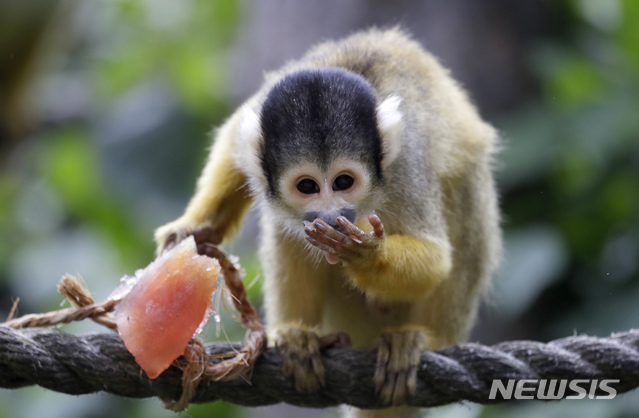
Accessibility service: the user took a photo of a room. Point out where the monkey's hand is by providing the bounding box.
[304,213,384,265]
[274,327,326,392]
[154,219,223,256]
[374,327,428,405]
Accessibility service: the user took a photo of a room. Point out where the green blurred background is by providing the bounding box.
[1,0,638,417]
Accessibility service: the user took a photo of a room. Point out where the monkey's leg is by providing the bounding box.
[373,326,430,405]
[275,326,325,391]
[261,222,331,392]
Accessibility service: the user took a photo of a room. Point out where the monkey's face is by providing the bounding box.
[277,157,373,233]
[236,68,402,243]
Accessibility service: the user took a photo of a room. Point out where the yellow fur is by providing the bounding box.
[346,235,452,301]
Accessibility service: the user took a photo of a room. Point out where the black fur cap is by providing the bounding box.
[260,67,383,196]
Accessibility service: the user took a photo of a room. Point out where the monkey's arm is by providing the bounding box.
[155,112,253,251]
[347,234,452,301]
[305,215,452,302]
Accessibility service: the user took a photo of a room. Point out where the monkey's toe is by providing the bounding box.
[276,328,325,392]
[374,329,427,405]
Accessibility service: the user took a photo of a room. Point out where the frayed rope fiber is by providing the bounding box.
[2,326,639,409]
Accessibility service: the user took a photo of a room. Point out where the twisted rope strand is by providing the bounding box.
[2,326,638,408]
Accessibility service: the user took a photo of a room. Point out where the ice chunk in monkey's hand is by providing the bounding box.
[113,236,220,379]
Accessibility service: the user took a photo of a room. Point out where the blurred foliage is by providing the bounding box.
[43,127,152,267]
[481,1,639,416]
[92,0,238,115]
[495,0,639,333]
[0,0,242,417]
[0,0,638,417]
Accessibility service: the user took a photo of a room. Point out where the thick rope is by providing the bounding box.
[1,326,638,408]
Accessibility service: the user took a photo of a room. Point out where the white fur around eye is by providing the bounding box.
[376,95,403,168]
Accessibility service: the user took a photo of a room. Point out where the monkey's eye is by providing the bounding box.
[333,174,354,191]
[296,178,320,194]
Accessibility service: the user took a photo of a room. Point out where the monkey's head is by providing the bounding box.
[237,67,402,240]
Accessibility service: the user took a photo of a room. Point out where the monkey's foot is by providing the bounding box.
[275,328,326,392]
[304,213,384,265]
[374,329,427,405]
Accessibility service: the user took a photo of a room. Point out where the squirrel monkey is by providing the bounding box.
[155,28,501,418]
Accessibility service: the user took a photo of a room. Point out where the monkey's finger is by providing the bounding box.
[324,253,340,265]
[306,230,363,263]
[392,371,408,405]
[306,220,369,263]
[311,219,353,246]
[304,230,349,255]
[303,221,316,236]
[305,237,337,255]
[374,335,391,393]
[312,234,360,260]
[162,233,178,253]
[368,213,385,238]
[304,226,338,247]
[336,216,366,243]
[303,222,326,241]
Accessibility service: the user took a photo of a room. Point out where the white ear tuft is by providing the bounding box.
[235,105,265,184]
[239,105,261,148]
[376,95,403,168]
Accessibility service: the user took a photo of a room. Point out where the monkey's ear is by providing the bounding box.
[376,95,403,168]
[235,105,266,184]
